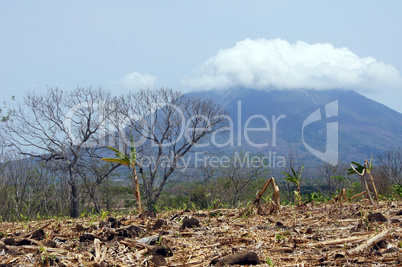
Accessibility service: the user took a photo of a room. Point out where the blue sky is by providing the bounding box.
[1,1,402,112]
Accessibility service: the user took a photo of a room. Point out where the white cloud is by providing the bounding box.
[119,71,157,91]
[182,38,401,91]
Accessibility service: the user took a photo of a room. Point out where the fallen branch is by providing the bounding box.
[306,234,372,248]
[347,191,366,202]
[349,229,389,254]
[22,222,52,238]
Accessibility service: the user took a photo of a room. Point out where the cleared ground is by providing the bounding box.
[1,202,402,266]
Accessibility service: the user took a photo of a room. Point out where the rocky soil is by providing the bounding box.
[1,202,402,266]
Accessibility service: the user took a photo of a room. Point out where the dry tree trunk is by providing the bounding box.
[368,173,379,201]
[329,188,347,203]
[362,174,374,205]
[239,177,280,217]
[132,168,142,214]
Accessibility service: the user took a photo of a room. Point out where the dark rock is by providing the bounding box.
[3,237,15,246]
[31,229,45,240]
[396,210,402,216]
[159,231,170,235]
[139,210,156,219]
[80,233,96,242]
[16,238,32,246]
[368,212,387,222]
[213,252,261,266]
[390,218,400,224]
[108,217,120,228]
[116,225,141,239]
[76,224,85,232]
[377,240,387,249]
[210,258,220,265]
[106,233,115,241]
[180,217,200,230]
[44,240,57,248]
[334,253,345,259]
[150,255,167,266]
[150,245,173,257]
[305,228,313,234]
[275,221,288,229]
[153,219,166,230]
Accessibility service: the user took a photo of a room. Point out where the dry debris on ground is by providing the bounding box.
[1,201,402,266]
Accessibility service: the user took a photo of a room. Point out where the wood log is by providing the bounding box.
[349,229,389,254]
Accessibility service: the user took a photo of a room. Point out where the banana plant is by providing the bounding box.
[282,165,304,205]
[101,138,142,213]
[347,157,378,205]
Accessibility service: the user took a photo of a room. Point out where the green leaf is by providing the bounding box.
[291,167,297,178]
[130,146,136,163]
[348,161,365,175]
[105,146,129,162]
[101,158,129,167]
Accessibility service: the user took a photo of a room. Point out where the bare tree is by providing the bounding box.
[317,162,348,196]
[0,87,116,218]
[0,150,67,221]
[76,147,120,213]
[377,148,402,184]
[218,152,268,207]
[117,88,227,211]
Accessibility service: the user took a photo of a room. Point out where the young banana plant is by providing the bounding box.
[282,165,304,206]
[102,138,142,213]
[348,157,378,205]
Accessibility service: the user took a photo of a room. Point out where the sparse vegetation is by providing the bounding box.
[0,88,401,222]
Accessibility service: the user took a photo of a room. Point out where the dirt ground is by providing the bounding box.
[1,201,402,266]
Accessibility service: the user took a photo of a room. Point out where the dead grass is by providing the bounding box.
[1,201,402,266]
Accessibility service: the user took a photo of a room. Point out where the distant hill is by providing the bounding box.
[188,88,402,165]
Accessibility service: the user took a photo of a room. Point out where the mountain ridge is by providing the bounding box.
[188,88,402,165]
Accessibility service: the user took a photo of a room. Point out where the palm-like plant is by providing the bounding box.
[347,157,378,205]
[101,138,142,213]
[282,165,304,205]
